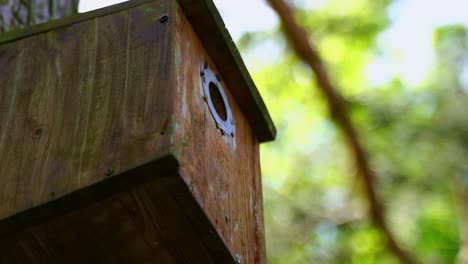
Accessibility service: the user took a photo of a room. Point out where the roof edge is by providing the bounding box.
[177,0,276,142]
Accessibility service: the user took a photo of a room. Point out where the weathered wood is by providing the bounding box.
[177,0,276,142]
[0,154,178,237]
[0,0,276,143]
[0,0,273,262]
[121,0,174,171]
[0,169,235,263]
[173,4,266,263]
[0,0,174,221]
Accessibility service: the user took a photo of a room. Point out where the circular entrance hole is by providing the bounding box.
[209,82,227,121]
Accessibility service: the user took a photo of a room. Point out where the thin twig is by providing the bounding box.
[266,0,419,263]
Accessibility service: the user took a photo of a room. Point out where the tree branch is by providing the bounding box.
[454,176,468,264]
[266,0,419,263]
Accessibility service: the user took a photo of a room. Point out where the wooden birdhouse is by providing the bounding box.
[0,0,276,263]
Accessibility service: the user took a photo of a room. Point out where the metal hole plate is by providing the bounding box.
[201,65,234,136]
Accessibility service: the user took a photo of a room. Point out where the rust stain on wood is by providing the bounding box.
[177,0,276,142]
[173,4,266,263]
[0,0,271,262]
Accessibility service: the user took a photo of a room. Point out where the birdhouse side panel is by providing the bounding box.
[172,5,266,264]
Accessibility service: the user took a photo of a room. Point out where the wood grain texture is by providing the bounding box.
[1,0,276,143]
[0,0,175,221]
[1,1,271,262]
[0,171,235,264]
[173,5,267,263]
[0,154,178,237]
[177,0,276,143]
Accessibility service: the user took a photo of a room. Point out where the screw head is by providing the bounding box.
[158,14,169,23]
[105,168,114,176]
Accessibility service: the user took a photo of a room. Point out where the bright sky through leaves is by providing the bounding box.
[377,0,468,86]
[78,0,128,12]
[212,0,468,87]
[78,0,468,87]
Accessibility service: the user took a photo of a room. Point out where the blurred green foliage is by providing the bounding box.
[238,0,468,263]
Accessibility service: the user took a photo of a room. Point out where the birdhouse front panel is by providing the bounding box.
[0,0,175,221]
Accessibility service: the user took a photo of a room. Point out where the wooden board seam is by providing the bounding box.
[0,154,179,237]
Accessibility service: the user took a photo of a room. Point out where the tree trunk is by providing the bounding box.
[0,0,78,32]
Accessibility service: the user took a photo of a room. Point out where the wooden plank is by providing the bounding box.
[1,0,276,143]
[251,142,267,263]
[0,39,32,220]
[77,9,128,187]
[0,1,175,221]
[0,154,179,237]
[177,0,276,143]
[0,32,69,219]
[0,168,235,263]
[121,0,174,170]
[173,5,267,263]
[23,17,99,214]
